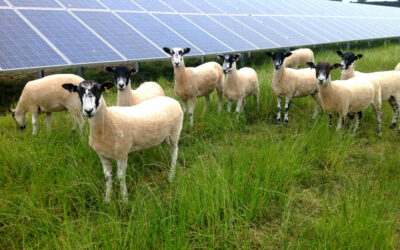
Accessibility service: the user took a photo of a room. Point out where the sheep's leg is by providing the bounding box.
[376,109,383,136]
[69,108,84,132]
[31,112,38,135]
[182,100,188,115]
[217,87,223,113]
[99,155,113,203]
[336,115,344,131]
[203,95,210,115]
[188,99,196,127]
[46,113,53,130]
[311,94,320,120]
[276,97,282,124]
[236,97,244,113]
[283,97,292,125]
[168,139,178,182]
[255,91,259,111]
[388,97,398,129]
[227,100,232,112]
[117,158,128,202]
[353,111,362,133]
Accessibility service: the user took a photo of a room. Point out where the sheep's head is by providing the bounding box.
[105,66,135,91]
[307,62,341,85]
[9,108,27,130]
[62,80,114,118]
[265,51,292,70]
[218,54,240,74]
[163,47,190,68]
[336,50,363,70]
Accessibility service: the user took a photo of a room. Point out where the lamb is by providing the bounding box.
[395,63,400,71]
[62,80,183,203]
[9,74,84,135]
[265,51,321,125]
[336,50,364,80]
[284,48,314,69]
[306,62,382,135]
[105,66,165,106]
[163,47,223,126]
[218,54,259,112]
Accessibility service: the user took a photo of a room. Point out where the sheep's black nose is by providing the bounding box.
[84,108,93,115]
[19,125,26,130]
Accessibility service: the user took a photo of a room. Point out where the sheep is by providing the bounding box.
[306,62,382,135]
[9,74,84,135]
[284,48,314,68]
[163,47,223,126]
[62,80,183,203]
[337,51,400,132]
[395,63,400,71]
[265,51,321,125]
[217,54,259,112]
[105,66,165,106]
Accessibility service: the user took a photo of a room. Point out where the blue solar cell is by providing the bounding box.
[0,9,67,70]
[211,15,277,49]
[98,0,142,11]
[202,0,243,14]
[117,12,202,55]
[154,14,230,54]
[74,11,165,60]
[304,17,353,42]
[57,0,105,9]
[0,0,6,5]
[225,0,263,14]
[187,0,224,14]
[233,16,295,48]
[284,17,338,43]
[160,0,201,13]
[8,0,61,8]
[242,0,279,15]
[21,10,122,64]
[185,14,256,51]
[132,0,174,12]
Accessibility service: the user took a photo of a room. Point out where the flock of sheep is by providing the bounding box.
[8,46,400,202]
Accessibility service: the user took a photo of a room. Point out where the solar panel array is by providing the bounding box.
[1,0,400,72]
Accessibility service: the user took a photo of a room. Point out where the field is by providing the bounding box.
[1,41,400,249]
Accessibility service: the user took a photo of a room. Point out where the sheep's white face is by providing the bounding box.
[10,109,27,130]
[105,66,135,90]
[218,54,240,74]
[266,52,292,70]
[307,62,341,86]
[163,47,191,68]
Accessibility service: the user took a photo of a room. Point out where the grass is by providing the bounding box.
[1,40,400,249]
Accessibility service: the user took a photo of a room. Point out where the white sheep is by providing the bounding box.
[395,63,400,71]
[307,62,382,135]
[163,47,223,126]
[266,51,320,125]
[284,48,314,69]
[62,80,183,203]
[9,74,84,135]
[218,54,259,112]
[336,50,364,80]
[105,66,165,106]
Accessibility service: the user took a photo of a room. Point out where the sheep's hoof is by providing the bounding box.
[283,119,289,126]
[276,119,281,125]
[377,130,382,137]
[389,123,396,129]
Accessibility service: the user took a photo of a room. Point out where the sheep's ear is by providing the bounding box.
[217,54,225,60]
[62,83,78,93]
[105,66,114,73]
[332,63,342,70]
[306,62,315,69]
[356,54,363,60]
[265,52,273,57]
[100,82,115,92]
[284,52,292,58]
[183,47,191,55]
[336,50,343,57]
[235,54,241,61]
[130,69,136,75]
[163,47,171,55]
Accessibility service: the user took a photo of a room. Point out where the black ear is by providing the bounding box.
[336,50,343,57]
[163,47,171,55]
[105,66,114,73]
[284,52,292,58]
[183,47,191,55]
[234,54,241,61]
[265,52,273,57]
[62,83,78,93]
[332,63,342,69]
[130,68,136,75]
[306,62,315,69]
[100,82,115,92]
[356,54,363,60]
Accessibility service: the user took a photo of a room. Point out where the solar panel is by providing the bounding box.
[202,0,243,14]
[132,0,174,12]
[98,0,142,11]
[0,0,6,6]
[226,0,263,14]
[74,11,165,60]
[21,9,122,64]
[8,0,61,8]
[278,16,330,44]
[117,12,202,55]
[0,9,67,70]
[57,0,106,9]
[186,0,224,14]
[159,0,201,13]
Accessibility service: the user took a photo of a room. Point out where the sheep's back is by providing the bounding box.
[133,81,165,104]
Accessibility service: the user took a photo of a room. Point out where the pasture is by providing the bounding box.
[1,42,400,248]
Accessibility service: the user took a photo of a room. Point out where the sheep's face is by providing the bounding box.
[265,52,292,70]
[336,51,363,70]
[9,109,27,130]
[105,66,135,90]
[163,47,190,68]
[307,62,341,85]
[218,54,240,74]
[62,80,115,118]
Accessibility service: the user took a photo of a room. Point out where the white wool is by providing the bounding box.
[285,48,315,69]
[395,63,400,71]
[117,80,165,106]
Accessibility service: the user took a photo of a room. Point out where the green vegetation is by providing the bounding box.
[1,41,400,248]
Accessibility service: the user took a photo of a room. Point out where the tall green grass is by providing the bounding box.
[1,41,400,248]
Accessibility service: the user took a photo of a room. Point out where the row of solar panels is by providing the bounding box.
[0,0,400,72]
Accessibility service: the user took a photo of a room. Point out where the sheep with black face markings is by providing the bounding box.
[336,50,364,80]
[163,47,223,126]
[105,66,165,106]
[284,48,314,69]
[10,74,84,135]
[266,51,321,125]
[218,54,259,112]
[62,80,183,203]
